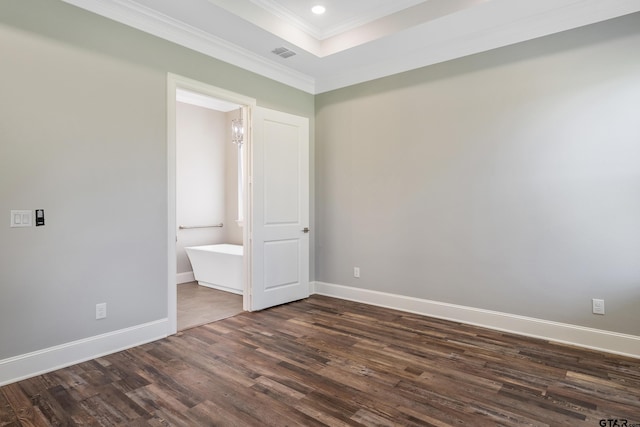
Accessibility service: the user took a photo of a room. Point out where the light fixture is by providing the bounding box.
[231,108,244,146]
[311,5,326,15]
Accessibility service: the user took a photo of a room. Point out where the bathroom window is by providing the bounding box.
[236,142,244,225]
[231,107,245,226]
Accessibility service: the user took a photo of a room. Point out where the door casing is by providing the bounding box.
[167,73,256,335]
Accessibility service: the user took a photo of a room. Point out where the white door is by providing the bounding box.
[249,107,310,311]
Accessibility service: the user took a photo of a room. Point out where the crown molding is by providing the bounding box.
[60,0,640,95]
[61,0,316,93]
[314,0,640,93]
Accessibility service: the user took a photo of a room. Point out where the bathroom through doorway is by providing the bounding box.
[173,86,250,331]
[167,73,310,335]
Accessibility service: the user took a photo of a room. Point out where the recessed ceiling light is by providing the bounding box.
[311,5,326,15]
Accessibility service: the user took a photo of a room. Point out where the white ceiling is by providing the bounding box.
[176,88,241,112]
[245,0,427,40]
[62,0,640,94]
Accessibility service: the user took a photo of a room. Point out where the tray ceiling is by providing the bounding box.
[62,0,640,94]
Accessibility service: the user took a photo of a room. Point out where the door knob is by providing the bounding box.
[302,227,310,233]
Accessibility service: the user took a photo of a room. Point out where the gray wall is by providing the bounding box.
[315,13,640,335]
[0,0,313,360]
[2,0,637,364]
[176,104,244,276]
[176,103,227,276]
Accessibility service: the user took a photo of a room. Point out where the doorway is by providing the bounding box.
[175,91,244,330]
[167,74,311,336]
[167,74,256,335]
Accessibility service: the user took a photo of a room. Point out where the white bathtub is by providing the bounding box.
[184,244,243,294]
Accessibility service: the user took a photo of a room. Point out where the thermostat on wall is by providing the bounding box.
[35,209,45,226]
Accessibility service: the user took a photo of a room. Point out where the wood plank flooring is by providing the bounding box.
[177,282,243,331]
[1,295,639,426]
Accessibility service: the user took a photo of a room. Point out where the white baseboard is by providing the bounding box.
[0,319,168,386]
[312,281,640,359]
[177,271,195,284]
[4,283,636,387]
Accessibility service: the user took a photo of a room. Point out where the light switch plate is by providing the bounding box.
[10,210,32,227]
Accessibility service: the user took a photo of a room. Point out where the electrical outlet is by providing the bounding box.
[354,267,360,278]
[592,299,605,315]
[96,303,107,319]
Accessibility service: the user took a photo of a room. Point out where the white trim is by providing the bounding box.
[60,0,640,95]
[60,0,315,93]
[314,1,640,94]
[176,271,195,284]
[4,283,636,386]
[176,89,240,112]
[167,76,178,336]
[0,319,168,386]
[168,74,257,110]
[312,281,640,359]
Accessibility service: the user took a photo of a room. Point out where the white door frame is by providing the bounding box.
[167,73,256,335]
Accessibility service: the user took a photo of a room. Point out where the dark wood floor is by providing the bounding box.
[2,296,639,426]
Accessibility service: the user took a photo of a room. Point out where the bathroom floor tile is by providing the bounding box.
[177,282,243,331]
